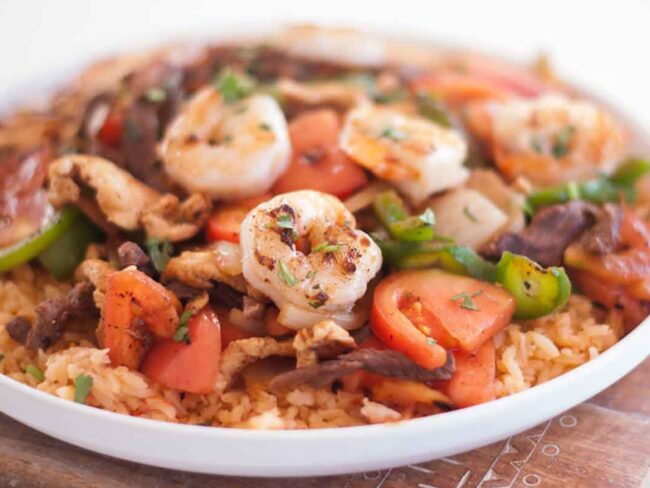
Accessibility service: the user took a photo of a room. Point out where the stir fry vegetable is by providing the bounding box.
[38,215,102,279]
[375,238,571,319]
[371,269,514,368]
[0,207,98,276]
[526,157,650,214]
[496,251,571,320]
[373,191,437,242]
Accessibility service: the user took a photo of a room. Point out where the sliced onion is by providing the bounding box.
[277,303,368,331]
[212,240,243,276]
[343,181,391,214]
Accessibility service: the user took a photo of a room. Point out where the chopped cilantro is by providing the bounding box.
[213,68,256,103]
[145,87,167,103]
[426,337,437,347]
[146,237,173,273]
[74,374,94,404]
[278,260,297,287]
[312,242,343,253]
[306,270,317,280]
[26,364,44,382]
[309,300,325,309]
[463,206,479,223]
[173,309,194,344]
[276,213,295,230]
[415,92,452,128]
[450,290,483,311]
[552,125,575,159]
[259,122,271,131]
[380,127,405,141]
[418,208,436,225]
[123,118,142,142]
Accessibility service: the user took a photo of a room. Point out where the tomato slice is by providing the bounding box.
[206,194,270,244]
[371,269,514,369]
[272,109,368,198]
[445,341,496,408]
[98,113,124,147]
[141,307,222,394]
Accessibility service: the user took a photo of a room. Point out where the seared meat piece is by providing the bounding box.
[117,241,154,276]
[211,282,245,309]
[5,282,98,350]
[140,193,212,243]
[269,348,455,392]
[48,155,209,242]
[484,201,598,267]
[578,204,622,255]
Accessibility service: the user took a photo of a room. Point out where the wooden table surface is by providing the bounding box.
[1,359,648,488]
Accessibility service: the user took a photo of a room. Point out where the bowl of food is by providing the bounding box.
[0,24,648,477]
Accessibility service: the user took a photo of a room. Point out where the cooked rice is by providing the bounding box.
[0,265,626,428]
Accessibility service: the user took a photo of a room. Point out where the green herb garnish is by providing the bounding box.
[26,364,44,382]
[552,125,575,158]
[259,122,271,131]
[276,213,295,230]
[450,290,483,311]
[426,337,437,347]
[380,127,405,141]
[463,206,478,223]
[123,118,142,142]
[415,92,452,128]
[173,309,194,344]
[278,260,297,287]
[213,68,256,103]
[530,137,543,154]
[146,237,173,273]
[312,242,343,253]
[145,87,167,103]
[74,374,94,404]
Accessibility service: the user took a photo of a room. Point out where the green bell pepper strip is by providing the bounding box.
[526,157,650,214]
[37,215,102,279]
[0,207,82,274]
[495,251,571,320]
[373,191,436,242]
[375,238,571,319]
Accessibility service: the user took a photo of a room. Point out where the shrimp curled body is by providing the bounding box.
[160,86,291,200]
[240,190,382,330]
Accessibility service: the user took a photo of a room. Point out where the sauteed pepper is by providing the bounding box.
[0,207,100,278]
[375,238,570,319]
[526,157,650,214]
[373,190,437,242]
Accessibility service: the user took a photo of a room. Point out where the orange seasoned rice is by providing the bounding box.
[0,265,626,429]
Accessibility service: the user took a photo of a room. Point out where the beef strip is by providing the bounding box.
[117,241,155,276]
[5,281,98,350]
[484,201,599,267]
[578,204,622,255]
[269,348,455,392]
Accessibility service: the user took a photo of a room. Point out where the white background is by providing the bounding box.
[0,0,649,129]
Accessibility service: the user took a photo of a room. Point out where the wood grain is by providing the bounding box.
[1,359,648,488]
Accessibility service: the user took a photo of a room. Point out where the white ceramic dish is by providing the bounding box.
[0,19,649,477]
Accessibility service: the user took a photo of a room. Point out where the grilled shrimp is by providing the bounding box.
[340,104,469,205]
[160,86,291,200]
[240,190,382,330]
[465,93,627,186]
[274,25,386,67]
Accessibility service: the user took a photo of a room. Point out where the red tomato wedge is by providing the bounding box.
[272,109,368,198]
[98,113,124,147]
[141,307,222,394]
[206,194,270,244]
[103,268,181,369]
[371,270,515,369]
[445,341,496,408]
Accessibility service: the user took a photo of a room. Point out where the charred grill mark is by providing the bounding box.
[268,203,298,248]
[342,247,361,274]
[255,248,275,270]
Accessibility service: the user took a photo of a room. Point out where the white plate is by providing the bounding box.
[1,10,649,477]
